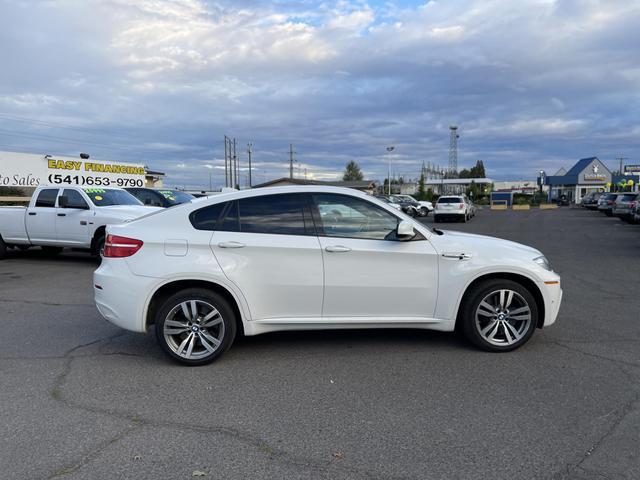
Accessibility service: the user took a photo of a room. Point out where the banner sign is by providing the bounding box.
[624,165,640,174]
[0,151,145,188]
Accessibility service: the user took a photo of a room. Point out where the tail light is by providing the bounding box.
[459,203,464,209]
[103,234,143,258]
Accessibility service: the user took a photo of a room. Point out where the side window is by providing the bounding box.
[35,189,59,208]
[236,194,309,235]
[312,193,399,240]
[189,202,228,231]
[138,190,162,206]
[62,189,88,209]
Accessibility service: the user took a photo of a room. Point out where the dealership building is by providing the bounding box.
[542,156,639,203]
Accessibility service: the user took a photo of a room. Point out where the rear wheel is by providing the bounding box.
[460,279,538,352]
[155,288,237,365]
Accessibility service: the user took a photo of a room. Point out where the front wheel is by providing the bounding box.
[0,236,7,260]
[459,279,538,352]
[155,288,237,365]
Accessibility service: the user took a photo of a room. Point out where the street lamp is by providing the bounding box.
[441,169,445,195]
[386,146,395,195]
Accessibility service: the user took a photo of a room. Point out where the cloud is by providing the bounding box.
[0,0,639,188]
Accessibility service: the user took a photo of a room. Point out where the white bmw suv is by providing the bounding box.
[94,186,562,365]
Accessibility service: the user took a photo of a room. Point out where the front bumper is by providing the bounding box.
[541,280,563,327]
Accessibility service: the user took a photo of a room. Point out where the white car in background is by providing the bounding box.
[434,195,471,223]
[395,195,434,216]
[94,186,562,365]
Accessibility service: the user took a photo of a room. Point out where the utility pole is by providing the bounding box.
[448,125,459,176]
[289,144,295,179]
[386,146,395,195]
[616,156,628,174]
[233,138,238,189]
[224,136,229,188]
[247,142,253,188]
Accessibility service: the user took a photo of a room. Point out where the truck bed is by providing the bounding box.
[0,206,29,244]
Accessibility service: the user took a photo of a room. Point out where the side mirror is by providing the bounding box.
[397,220,416,241]
[58,195,68,208]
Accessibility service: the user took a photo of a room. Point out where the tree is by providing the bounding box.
[343,160,364,181]
[417,171,426,200]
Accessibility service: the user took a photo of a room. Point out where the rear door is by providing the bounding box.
[210,193,323,320]
[55,189,92,246]
[311,193,438,318]
[25,188,61,244]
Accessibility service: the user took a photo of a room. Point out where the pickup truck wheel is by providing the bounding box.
[460,279,538,352]
[155,288,236,366]
[0,236,7,260]
[93,234,105,258]
[41,246,63,256]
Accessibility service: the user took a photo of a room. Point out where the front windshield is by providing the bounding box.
[83,188,143,206]
[157,189,195,206]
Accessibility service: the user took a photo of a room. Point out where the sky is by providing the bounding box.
[1,0,639,189]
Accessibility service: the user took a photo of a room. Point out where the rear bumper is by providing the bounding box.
[94,259,157,333]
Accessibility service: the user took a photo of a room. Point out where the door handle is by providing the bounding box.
[218,241,246,249]
[325,245,352,253]
[28,212,36,216]
[442,252,472,260]
[57,213,66,217]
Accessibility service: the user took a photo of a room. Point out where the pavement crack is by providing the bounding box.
[548,340,640,370]
[46,424,140,479]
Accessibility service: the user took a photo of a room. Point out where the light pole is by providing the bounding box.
[386,146,395,195]
[441,170,445,195]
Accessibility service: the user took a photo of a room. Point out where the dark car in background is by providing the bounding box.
[125,188,195,208]
[581,191,603,209]
[597,193,622,216]
[612,192,639,223]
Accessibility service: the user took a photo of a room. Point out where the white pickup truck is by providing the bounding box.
[0,186,160,259]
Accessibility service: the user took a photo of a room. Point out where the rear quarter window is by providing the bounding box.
[190,202,228,231]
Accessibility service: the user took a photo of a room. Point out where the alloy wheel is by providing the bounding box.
[163,300,225,360]
[475,289,532,346]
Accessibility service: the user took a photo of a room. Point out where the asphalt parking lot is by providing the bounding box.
[1,207,639,480]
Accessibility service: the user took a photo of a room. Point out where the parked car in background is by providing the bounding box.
[467,199,477,217]
[374,195,402,211]
[0,186,160,259]
[125,188,195,208]
[94,186,562,365]
[394,194,433,217]
[633,200,640,224]
[581,191,603,209]
[434,195,471,223]
[597,193,621,216]
[388,195,421,217]
[612,192,639,223]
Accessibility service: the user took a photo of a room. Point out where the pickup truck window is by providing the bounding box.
[35,189,59,208]
[62,189,89,209]
[83,189,142,207]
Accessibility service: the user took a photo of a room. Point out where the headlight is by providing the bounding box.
[533,255,552,271]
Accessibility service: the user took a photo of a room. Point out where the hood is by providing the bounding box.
[97,205,163,219]
[435,230,542,258]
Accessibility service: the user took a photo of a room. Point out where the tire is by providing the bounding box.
[155,288,237,366]
[41,246,63,256]
[462,214,467,223]
[93,233,105,258]
[0,236,7,260]
[419,207,428,217]
[459,279,538,352]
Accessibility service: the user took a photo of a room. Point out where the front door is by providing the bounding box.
[55,189,92,246]
[25,188,61,244]
[210,193,323,320]
[311,193,438,318]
